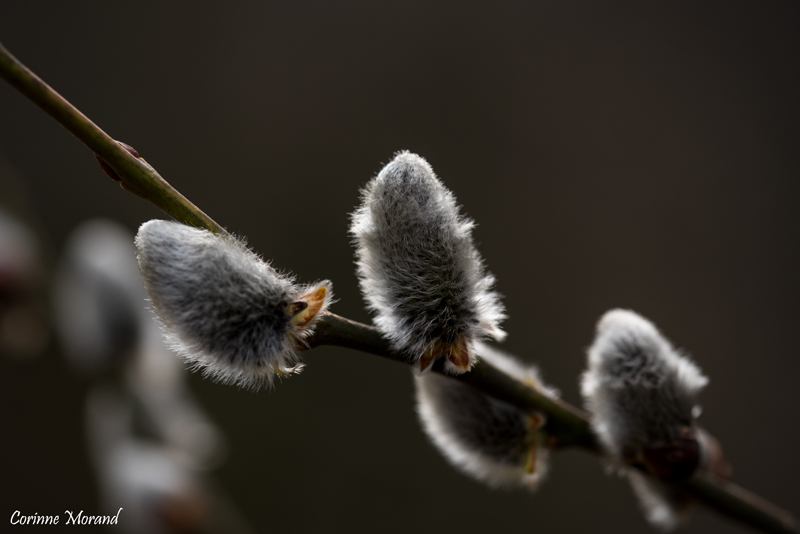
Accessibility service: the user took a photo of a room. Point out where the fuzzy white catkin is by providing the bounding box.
[55,219,146,374]
[135,220,332,390]
[415,342,556,490]
[85,386,256,534]
[85,385,204,534]
[581,309,708,463]
[350,151,505,374]
[581,309,709,530]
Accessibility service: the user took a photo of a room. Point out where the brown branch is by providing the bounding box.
[0,39,795,534]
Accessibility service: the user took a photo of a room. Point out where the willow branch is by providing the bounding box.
[0,41,228,237]
[310,313,797,533]
[1,40,795,534]
[310,312,598,450]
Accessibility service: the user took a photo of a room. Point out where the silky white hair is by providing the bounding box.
[581,309,709,530]
[415,342,555,490]
[582,309,707,462]
[135,220,332,390]
[350,151,505,373]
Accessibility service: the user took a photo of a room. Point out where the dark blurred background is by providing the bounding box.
[1,1,798,532]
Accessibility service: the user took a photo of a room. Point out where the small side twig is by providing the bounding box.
[0,40,795,534]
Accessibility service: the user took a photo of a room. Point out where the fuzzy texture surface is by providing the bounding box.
[415,342,555,490]
[581,308,709,530]
[351,151,505,373]
[135,220,332,390]
[581,309,708,461]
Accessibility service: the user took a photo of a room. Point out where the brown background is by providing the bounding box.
[1,1,798,532]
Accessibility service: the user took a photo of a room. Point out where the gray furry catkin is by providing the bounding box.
[415,342,555,490]
[581,309,711,530]
[350,151,505,374]
[55,219,145,375]
[135,220,332,390]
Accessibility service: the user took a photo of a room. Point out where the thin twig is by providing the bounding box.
[0,39,795,534]
[310,312,598,450]
[0,41,228,237]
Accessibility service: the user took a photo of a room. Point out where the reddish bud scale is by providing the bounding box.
[95,141,140,181]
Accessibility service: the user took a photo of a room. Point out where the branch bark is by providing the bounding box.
[1,40,795,534]
[0,42,228,237]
